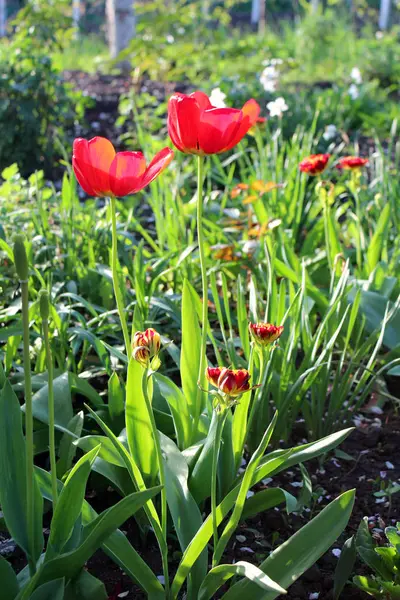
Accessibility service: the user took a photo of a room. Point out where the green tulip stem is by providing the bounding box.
[211,407,228,567]
[194,155,207,441]
[21,279,36,576]
[141,367,169,595]
[42,317,58,512]
[110,195,131,359]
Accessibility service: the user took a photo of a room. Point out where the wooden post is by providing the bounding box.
[0,0,6,38]
[379,0,391,30]
[106,0,136,60]
[72,0,80,37]
[251,0,260,28]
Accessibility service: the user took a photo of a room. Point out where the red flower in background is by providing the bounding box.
[167,91,261,155]
[336,156,368,170]
[249,323,284,346]
[299,153,330,176]
[72,137,174,197]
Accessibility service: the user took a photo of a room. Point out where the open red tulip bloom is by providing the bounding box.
[167,91,261,155]
[72,137,174,197]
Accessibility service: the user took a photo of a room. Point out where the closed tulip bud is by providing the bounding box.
[132,328,161,367]
[13,234,29,281]
[249,322,284,346]
[336,156,368,170]
[39,289,50,321]
[299,154,330,176]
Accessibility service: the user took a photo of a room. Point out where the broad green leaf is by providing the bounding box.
[348,288,400,350]
[19,487,161,598]
[107,372,125,431]
[48,446,100,557]
[353,575,381,596]
[242,488,297,521]
[125,358,157,483]
[189,410,219,503]
[355,517,392,580]
[222,489,355,599]
[333,536,356,600]
[161,433,207,598]
[385,526,400,552]
[69,374,102,409]
[0,381,44,564]
[198,562,286,600]
[35,467,164,600]
[214,413,278,565]
[367,203,390,272]
[26,373,73,429]
[0,555,19,600]
[66,569,107,600]
[171,428,352,599]
[30,578,65,600]
[181,279,203,424]
[155,373,191,449]
[76,435,125,468]
[57,412,84,478]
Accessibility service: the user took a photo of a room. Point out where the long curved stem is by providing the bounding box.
[110,195,131,359]
[211,408,228,567]
[42,319,58,512]
[141,367,169,596]
[194,156,207,441]
[21,280,35,576]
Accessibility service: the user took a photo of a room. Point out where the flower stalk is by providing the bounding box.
[14,235,36,575]
[110,195,131,359]
[211,406,228,567]
[39,290,58,512]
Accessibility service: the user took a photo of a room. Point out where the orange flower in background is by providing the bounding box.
[299,154,330,176]
[72,137,174,197]
[249,322,284,346]
[230,180,282,202]
[336,156,369,170]
[167,92,261,155]
[206,367,253,397]
[132,328,161,366]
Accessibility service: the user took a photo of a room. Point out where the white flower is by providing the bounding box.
[351,67,363,84]
[166,34,175,44]
[242,240,259,255]
[376,30,384,39]
[267,97,288,118]
[260,65,279,92]
[323,124,338,141]
[210,87,227,108]
[348,84,359,100]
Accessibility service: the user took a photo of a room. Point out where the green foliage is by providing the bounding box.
[0,1,88,175]
[335,518,400,598]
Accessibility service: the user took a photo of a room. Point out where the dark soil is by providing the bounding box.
[83,415,400,599]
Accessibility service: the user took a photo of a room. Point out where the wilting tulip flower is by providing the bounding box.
[206,366,254,398]
[72,137,174,197]
[336,156,368,170]
[132,328,161,367]
[249,322,284,346]
[299,154,330,176]
[167,91,261,155]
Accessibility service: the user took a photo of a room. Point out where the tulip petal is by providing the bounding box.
[191,91,213,111]
[87,137,116,195]
[168,94,201,153]
[140,147,174,189]
[73,138,99,196]
[109,151,147,197]
[198,108,242,154]
[224,99,261,151]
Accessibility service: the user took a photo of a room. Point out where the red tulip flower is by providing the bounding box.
[167,91,261,155]
[299,154,330,176]
[132,328,161,366]
[206,366,255,398]
[72,137,174,197]
[336,156,368,170]
[249,322,284,346]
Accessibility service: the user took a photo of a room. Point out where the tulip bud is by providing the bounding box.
[206,366,252,398]
[39,289,50,321]
[132,328,161,367]
[249,323,283,346]
[13,234,29,281]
